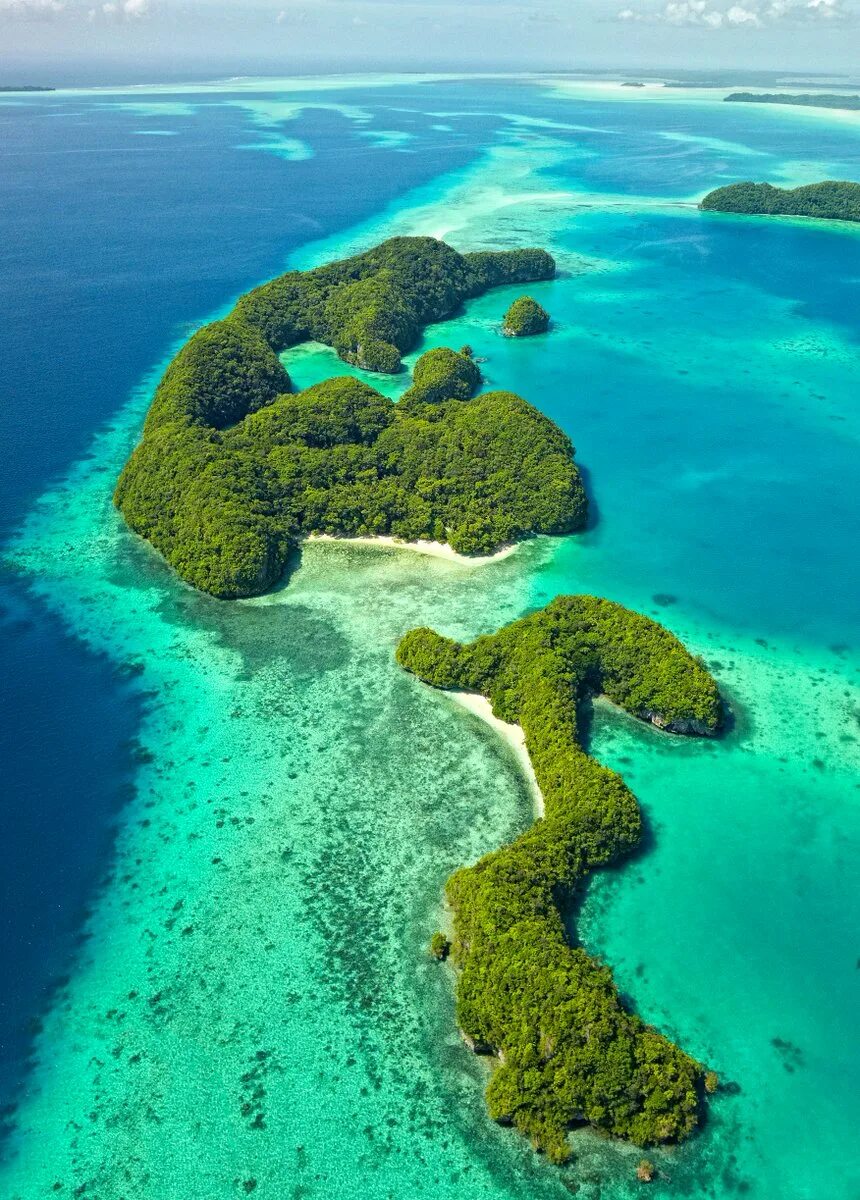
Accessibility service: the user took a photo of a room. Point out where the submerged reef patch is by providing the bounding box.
[115,237,585,598]
[397,595,722,1163]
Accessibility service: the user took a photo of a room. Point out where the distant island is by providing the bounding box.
[725,91,860,112]
[398,595,722,1163]
[115,237,585,598]
[0,85,55,93]
[701,180,860,223]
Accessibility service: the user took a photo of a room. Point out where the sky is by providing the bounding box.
[1,0,859,82]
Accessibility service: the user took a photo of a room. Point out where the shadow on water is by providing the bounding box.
[577,462,601,535]
[107,532,350,677]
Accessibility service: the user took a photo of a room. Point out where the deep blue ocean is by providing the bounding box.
[0,78,507,1110]
[0,76,857,1198]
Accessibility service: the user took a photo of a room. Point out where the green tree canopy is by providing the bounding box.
[701,180,860,223]
[503,295,551,337]
[397,596,722,1162]
[115,238,587,598]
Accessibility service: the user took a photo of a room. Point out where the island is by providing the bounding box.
[502,295,550,337]
[398,345,480,408]
[115,237,587,598]
[700,180,860,223]
[398,595,722,1163]
[725,91,860,112]
[0,85,56,93]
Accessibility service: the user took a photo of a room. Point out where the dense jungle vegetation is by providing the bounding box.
[503,295,550,337]
[115,238,584,597]
[701,180,860,223]
[397,596,722,1163]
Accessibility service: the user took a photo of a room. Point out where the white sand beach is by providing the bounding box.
[305,533,518,565]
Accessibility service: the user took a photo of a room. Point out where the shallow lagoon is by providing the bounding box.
[1,76,858,1198]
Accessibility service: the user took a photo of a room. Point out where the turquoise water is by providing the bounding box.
[2,78,859,1198]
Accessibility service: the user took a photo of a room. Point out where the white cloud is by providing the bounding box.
[663,0,696,20]
[274,5,311,25]
[726,4,762,22]
[98,0,149,17]
[618,0,728,24]
[0,0,65,17]
[616,0,851,24]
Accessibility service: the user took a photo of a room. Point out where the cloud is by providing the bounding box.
[616,0,852,25]
[274,4,312,25]
[0,0,65,18]
[98,0,149,17]
[726,4,762,22]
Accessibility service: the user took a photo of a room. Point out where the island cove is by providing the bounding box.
[114,236,584,599]
[115,233,725,1165]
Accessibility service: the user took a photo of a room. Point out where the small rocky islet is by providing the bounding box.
[502,294,551,337]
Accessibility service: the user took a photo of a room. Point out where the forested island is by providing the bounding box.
[0,85,55,92]
[398,596,722,1163]
[115,237,584,598]
[503,295,550,337]
[701,180,860,223]
[725,91,860,111]
[115,229,729,1170]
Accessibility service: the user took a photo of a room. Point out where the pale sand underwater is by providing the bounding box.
[445,690,545,817]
